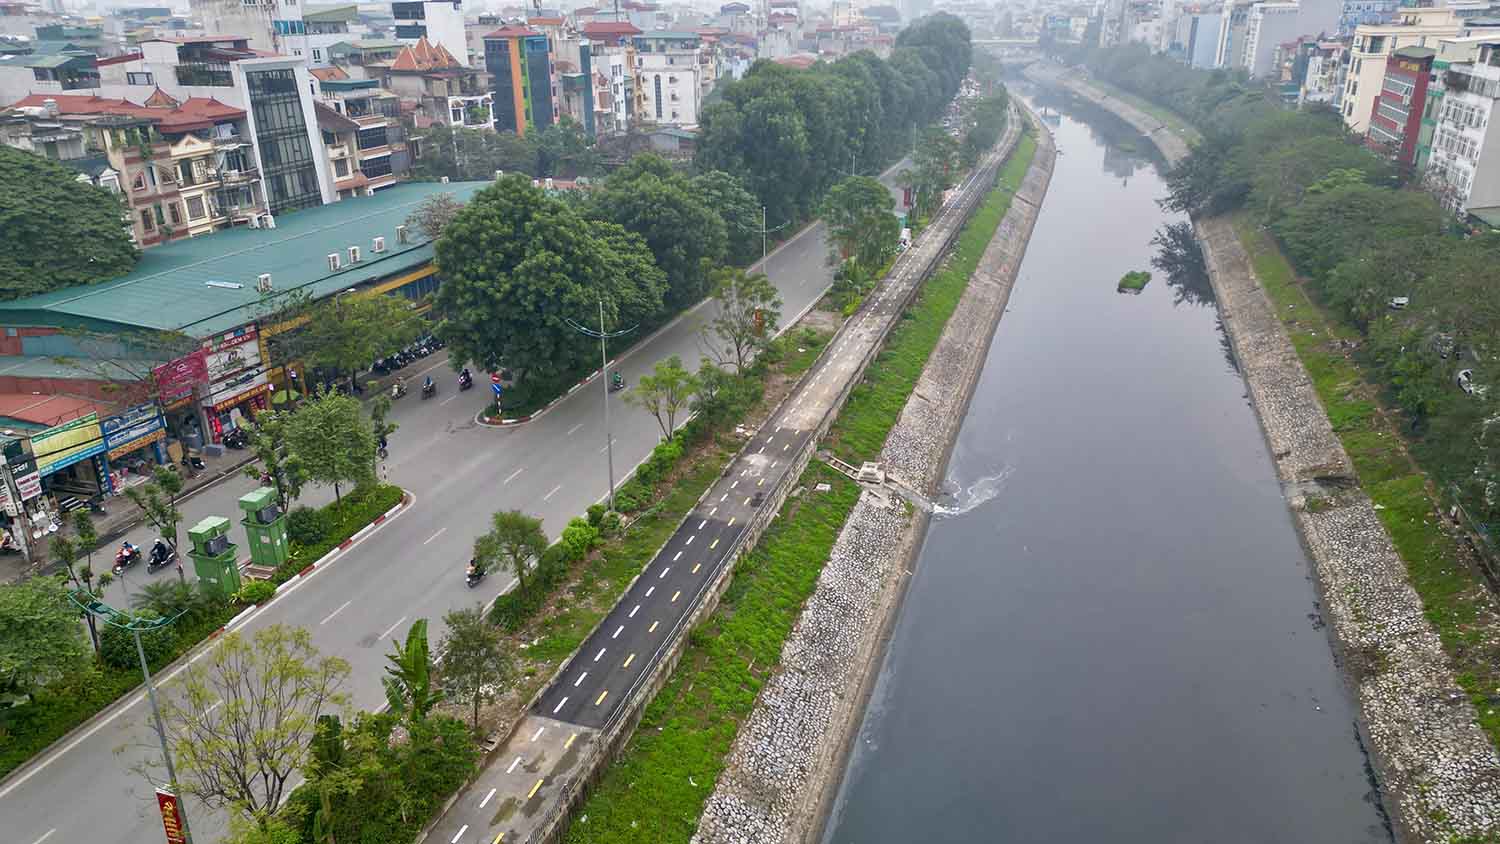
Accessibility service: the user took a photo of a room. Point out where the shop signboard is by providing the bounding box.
[202,327,266,411]
[154,349,208,405]
[33,414,105,477]
[103,403,167,461]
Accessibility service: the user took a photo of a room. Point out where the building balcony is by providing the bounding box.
[328,143,351,159]
[214,167,260,184]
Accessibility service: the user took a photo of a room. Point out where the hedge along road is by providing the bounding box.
[0,162,912,844]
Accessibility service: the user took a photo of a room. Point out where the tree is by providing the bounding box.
[55,512,109,656]
[692,170,763,266]
[0,146,138,300]
[701,267,783,371]
[432,176,666,386]
[242,410,307,513]
[438,605,512,732]
[300,294,427,389]
[123,465,185,555]
[383,618,441,723]
[534,117,601,178]
[407,125,537,182]
[590,154,727,307]
[283,389,377,503]
[822,175,899,270]
[404,192,466,242]
[145,624,350,827]
[627,355,700,440]
[473,510,547,594]
[0,576,89,695]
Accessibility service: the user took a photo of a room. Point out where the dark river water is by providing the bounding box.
[819,86,1391,844]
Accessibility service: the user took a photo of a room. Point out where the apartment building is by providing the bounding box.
[312,73,404,192]
[484,24,554,136]
[633,30,699,128]
[1366,45,1434,166]
[1426,39,1500,217]
[188,0,306,56]
[582,20,638,137]
[391,0,468,67]
[1342,5,1461,133]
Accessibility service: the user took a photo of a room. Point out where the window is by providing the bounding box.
[312,48,322,61]
[322,130,336,145]
[393,1,425,19]
[132,171,147,191]
[127,72,154,85]
[451,105,464,123]
[178,160,196,185]
[167,203,182,225]
[356,126,388,150]
[362,156,393,179]
[186,195,207,219]
[140,209,154,231]
[334,158,349,177]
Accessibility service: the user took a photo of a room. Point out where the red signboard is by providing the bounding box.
[155,788,187,844]
[154,350,209,403]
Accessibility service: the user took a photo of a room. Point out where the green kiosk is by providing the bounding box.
[238,487,289,569]
[187,515,241,598]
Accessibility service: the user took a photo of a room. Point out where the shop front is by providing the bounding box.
[154,348,209,450]
[32,412,108,515]
[0,435,42,555]
[102,403,168,491]
[202,325,270,444]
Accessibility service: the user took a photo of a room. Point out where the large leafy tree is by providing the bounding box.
[590,154,726,307]
[626,355,700,440]
[242,410,308,513]
[473,509,547,594]
[300,294,427,388]
[438,605,512,732]
[0,146,138,300]
[0,576,89,696]
[407,125,537,181]
[692,169,763,266]
[282,389,377,502]
[534,117,602,178]
[823,175,899,270]
[432,175,665,386]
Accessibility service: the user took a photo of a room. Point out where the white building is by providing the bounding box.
[189,0,306,56]
[634,30,699,128]
[1241,2,1299,77]
[1342,5,1461,132]
[391,0,469,67]
[1426,39,1500,216]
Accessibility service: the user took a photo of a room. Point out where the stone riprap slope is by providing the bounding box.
[1029,62,1500,843]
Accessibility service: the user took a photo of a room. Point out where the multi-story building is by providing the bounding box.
[1240,3,1299,76]
[0,48,101,105]
[1181,5,1223,68]
[582,20,637,136]
[372,36,490,130]
[1425,38,1500,217]
[1367,45,1434,166]
[1300,39,1346,105]
[7,91,268,245]
[1338,0,1398,37]
[484,24,554,136]
[188,0,307,57]
[391,0,468,67]
[303,5,363,66]
[1342,5,1461,133]
[1416,35,1487,170]
[633,30,699,128]
[313,73,404,192]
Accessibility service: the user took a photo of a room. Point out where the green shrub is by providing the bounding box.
[561,518,599,558]
[600,511,622,535]
[98,612,175,670]
[587,503,606,526]
[286,506,330,545]
[271,485,404,584]
[236,580,277,605]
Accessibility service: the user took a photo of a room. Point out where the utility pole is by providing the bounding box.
[743,206,789,268]
[563,304,637,511]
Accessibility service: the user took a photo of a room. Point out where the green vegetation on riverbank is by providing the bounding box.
[1118,271,1151,292]
[1062,44,1500,755]
[564,132,1037,844]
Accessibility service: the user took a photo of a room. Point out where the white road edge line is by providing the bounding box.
[567,423,583,436]
[543,484,563,501]
[553,697,569,714]
[29,829,55,844]
[504,467,525,484]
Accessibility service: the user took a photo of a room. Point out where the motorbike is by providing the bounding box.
[421,380,437,400]
[113,544,142,575]
[222,428,249,450]
[391,382,408,400]
[372,358,392,376]
[182,454,206,472]
[608,371,626,393]
[465,565,486,588]
[146,541,177,573]
[458,372,473,391]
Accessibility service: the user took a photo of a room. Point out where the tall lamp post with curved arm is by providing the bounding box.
[563,301,637,512]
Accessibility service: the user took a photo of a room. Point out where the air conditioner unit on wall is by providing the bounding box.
[372,236,386,253]
[396,224,409,244]
[257,273,273,293]
[327,253,342,272]
[348,245,361,264]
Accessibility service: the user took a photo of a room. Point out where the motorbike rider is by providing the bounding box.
[393,376,407,397]
[150,538,172,565]
[117,540,139,565]
[459,367,472,387]
[466,557,482,579]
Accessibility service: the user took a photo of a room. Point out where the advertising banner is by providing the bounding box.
[103,403,166,461]
[155,788,187,844]
[33,414,105,477]
[154,350,208,404]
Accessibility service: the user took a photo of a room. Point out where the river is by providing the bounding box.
[819,86,1391,843]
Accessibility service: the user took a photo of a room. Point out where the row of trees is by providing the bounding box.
[407,117,603,182]
[1074,44,1500,521]
[697,13,974,227]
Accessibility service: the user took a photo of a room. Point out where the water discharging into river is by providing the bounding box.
[820,87,1391,843]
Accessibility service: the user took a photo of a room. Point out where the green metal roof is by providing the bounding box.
[0,52,80,69]
[0,181,490,337]
[304,4,359,23]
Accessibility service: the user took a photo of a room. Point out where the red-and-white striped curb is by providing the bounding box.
[266,495,411,598]
[475,364,612,428]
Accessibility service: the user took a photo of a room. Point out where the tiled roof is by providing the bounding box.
[485,24,542,38]
[390,36,463,71]
[581,21,643,37]
[7,93,246,132]
[310,65,350,81]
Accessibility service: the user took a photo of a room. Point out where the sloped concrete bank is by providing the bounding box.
[1028,63,1500,843]
[692,106,1056,844]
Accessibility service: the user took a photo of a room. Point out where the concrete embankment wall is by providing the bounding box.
[692,104,1057,844]
[523,113,1024,844]
[1028,63,1500,844]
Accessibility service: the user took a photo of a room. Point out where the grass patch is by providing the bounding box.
[1232,214,1500,753]
[830,133,1037,463]
[563,134,1038,844]
[1118,270,1151,293]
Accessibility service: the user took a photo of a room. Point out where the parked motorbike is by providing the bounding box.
[222,428,249,450]
[113,544,142,575]
[372,358,392,376]
[182,455,206,472]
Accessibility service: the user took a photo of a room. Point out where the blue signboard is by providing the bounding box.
[102,403,166,457]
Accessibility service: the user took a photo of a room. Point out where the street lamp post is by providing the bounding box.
[68,591,193,844]
[563,302,636,512]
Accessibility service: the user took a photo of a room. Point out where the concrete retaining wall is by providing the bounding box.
[1030,62,1500,844]
[693,105,1056,844]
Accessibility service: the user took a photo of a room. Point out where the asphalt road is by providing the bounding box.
[0,163,910,844]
